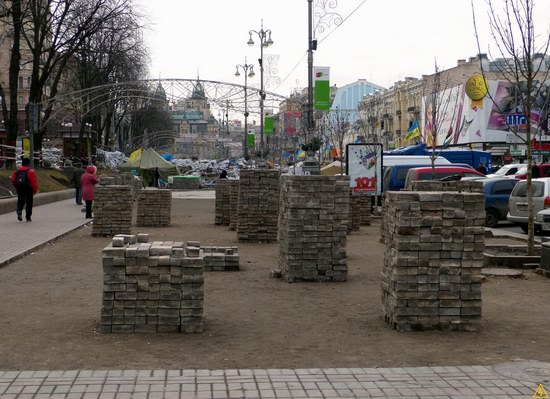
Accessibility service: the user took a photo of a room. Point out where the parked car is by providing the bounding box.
[404,166,484,190]
[535,208,550,233]
[508,164,550,179]
[485,163,524,178]
[480,178,519,228]
[507,177,550,232]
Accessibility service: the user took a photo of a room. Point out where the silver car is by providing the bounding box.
[507,177,550,232]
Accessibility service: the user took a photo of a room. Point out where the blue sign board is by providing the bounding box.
[506,113,526,126]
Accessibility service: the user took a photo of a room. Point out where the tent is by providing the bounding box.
[120,148,179,186]
[320,160,345,176]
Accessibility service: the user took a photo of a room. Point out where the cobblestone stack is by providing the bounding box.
[381,190,485,332]
[171,177,200,190]
[201,246,239,271]
[136,189,172,227]
[101,234,204,333]
[229,180,239,231]
[215,180,231,226]
[92,186,132,236]
[237,170,280,242]
[347,191,362,233]
[411,180,484,193]
[278,175,350,282]
[356,195,372,226]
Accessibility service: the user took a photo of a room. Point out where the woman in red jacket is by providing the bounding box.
[80,165,99,218]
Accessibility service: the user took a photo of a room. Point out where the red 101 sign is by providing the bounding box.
[354,177,377,193]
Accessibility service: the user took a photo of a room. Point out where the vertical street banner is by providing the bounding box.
[346,143,383,195]
[314,66,330,110]
[247,133,255,148]
[264,115,274,135]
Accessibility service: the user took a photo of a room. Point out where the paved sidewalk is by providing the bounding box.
[0,199,90,267]
[0,365,546,398]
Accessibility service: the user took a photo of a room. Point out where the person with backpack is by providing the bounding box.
[81,165,99,219]
[11,158,38,222]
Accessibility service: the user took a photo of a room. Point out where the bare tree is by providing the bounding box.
[472,0,550,255]
[322,107,354,174]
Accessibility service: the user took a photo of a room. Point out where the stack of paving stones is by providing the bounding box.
[214,180,232,226]
[237,170,280,242]
[101,234,204,333]
[347,190,361,233]
[136,189,172,227]
[356,195,372,226]
[172,177,200,190]
[92,185,132,236]
[411,180,484,193]
[278,175,350,282]
[201,246,239,271]
[229,180,239,231]
[381,190,485,332]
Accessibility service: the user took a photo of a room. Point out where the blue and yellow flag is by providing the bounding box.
[296,149,306,159]
[405,121,421,141]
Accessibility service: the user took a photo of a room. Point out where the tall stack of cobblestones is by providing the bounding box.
[381,190,485,332]
[347,191,361,233]
[229,180,239,231]
[101,234,204,333]
[92,186,132,236]
[215,180,231,226]
[278,175,350,282]
[136,189,172,227]
[356,195,372,226]
[201,246,239,271]
[237,170,280,242]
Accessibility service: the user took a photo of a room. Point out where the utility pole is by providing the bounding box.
[307,0,315,145]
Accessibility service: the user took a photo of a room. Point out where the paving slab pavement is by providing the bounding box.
[0,365,547,398]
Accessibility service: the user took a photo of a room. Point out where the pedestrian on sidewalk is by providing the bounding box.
[70,163,85,205]
[11,158,38,222]
[81,165,98,219]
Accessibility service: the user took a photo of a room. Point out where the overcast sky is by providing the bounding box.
[140,0,550,96]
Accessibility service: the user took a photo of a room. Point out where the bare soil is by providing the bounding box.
[0,198,549,370]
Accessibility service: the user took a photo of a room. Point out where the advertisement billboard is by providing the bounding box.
[346,143,383,195]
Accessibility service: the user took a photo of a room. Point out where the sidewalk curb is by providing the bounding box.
[0,189,73,215]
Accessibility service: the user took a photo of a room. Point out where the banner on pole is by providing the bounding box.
[314,66,330,111]
[247,133,255,148]
[265,116,274,135]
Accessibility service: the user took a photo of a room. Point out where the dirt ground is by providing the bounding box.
[1,197,549,371]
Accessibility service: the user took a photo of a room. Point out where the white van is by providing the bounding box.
[383,155,451,167]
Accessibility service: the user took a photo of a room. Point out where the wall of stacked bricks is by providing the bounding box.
[229,180,239,231]
[136,189,172,227]
[101,234,204,333]
[356,195,372,226]
[99,174,141,200]
[237,170,280,242]
[214,180,232,226]
[347,190,361,233]
[201,246,239,271]
[381,189,485,332]
[171,177,200,190]
[278,175,350,282]
[92,185,133,237]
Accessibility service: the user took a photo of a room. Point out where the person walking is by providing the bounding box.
[81,165,99,219]
[70,163,85,205]
[11,158,38,222]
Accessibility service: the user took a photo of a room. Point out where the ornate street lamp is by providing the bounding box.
[248,21,273,164]
[235,59,255,160]
[85,122,92,162]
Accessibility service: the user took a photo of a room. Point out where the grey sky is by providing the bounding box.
[141,0,550,96]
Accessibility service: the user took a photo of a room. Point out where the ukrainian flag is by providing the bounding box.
[296,149,306,159]
[405,121,421,141]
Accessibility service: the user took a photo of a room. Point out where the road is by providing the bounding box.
[493,220,550,240]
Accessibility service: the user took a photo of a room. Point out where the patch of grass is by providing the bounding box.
[0,168,71,195]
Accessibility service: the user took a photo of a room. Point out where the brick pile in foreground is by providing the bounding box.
[278,175,350,282]
[237,170,280,242]
[92,185,132,236]
[381,190,485,331]
[201,246,239,271]
[101,234,204,333]
[136,189,172,227]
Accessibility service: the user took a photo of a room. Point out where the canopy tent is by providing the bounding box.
[120,148,179,185]
[320,160,345,176]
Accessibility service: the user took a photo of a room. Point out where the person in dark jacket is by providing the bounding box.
[532,162,540,178]
[11,158,38,222]
[81,165,99,218]
[70,163,85,205]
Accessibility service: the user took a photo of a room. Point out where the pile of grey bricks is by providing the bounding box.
[136,189,172,227]
[171,177,200,190]
[214,180,231,226]
[278,175,350,282]
[229,180,239,231]
[347,191,362,233]
[410,180,484,193]
[201,246,239,271]
[92,185,132,236]
[101,234,204,333]
[381,190,485,332]
[237,170,280,242]
[356,195,372,226]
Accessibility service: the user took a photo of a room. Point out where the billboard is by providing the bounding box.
[421,79,550,146]
[346,143,383,195]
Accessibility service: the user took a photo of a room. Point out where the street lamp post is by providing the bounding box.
[248,21,273,164]
[61,122,73,159]
[235,59,255,160]
[85,122,92,163]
